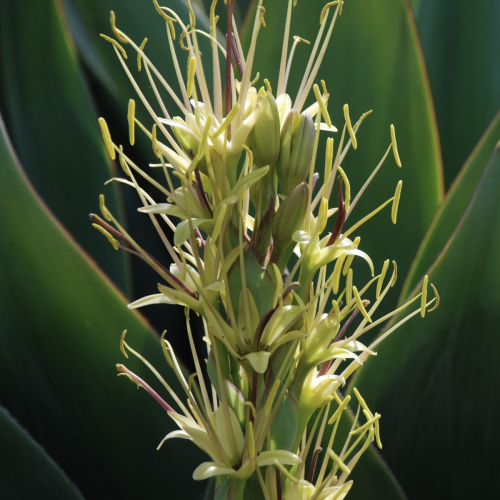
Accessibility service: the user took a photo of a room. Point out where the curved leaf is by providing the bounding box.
[415,0,500,187]
[245,0,443,316]
[0,0,127,291]
[349,143,500,498]
[402,108,500,298]
[0,114,205,498]
[0,407,85,500]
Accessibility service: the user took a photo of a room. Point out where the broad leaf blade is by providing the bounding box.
[0,0,127,291]
[349,143,500,498]
[415,0,500,187]
[0,407,85,500]
[245,0,443,316]
[402,109,500,298]
[0,114,205,498]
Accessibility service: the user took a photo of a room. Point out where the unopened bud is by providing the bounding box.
[246,92,281,168]
[277,111,316,196]
[272,182,309,271]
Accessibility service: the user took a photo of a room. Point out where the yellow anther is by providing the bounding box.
[212,104,240,138]
[353,285,371,323]
[179,26,191,51]
[331,299,341,318]
[326,449,351,475]
[332,253,347,294]
[263,78,272,93]
[100,34,127,59]
[421,275,428,318]
[250,72,260,86]
[188,372,198,392]
[349,413,381,436]
[94,224,119,249]
[127,99,135,145]
[376,259,390,299]
[343,104,357,149]
[98,117,116,160]
[375,416,382,449]
[321,79,328,95]
[336,166,351,211]
[317,198,329,234]
[328,394,350,424]
[392,180,402,224]
[118,146,130,176]
[346,269,353,308]
[390,124,402,167]
[391,260,397,287]
[99,193,112,222]
[293,36,310,46]
[313,83,332,129]
[110,11,128,43]
[137,38,148,71]
[120,330,128,358]
[320,1,342,24]
[353,387,373,418]
[258,6,266,27]
[153,0,178,36]
[343,236,360,276]
[152,124,160,158]
[323,138,334,197]
[186,56,197,98]
[428,283,440,312]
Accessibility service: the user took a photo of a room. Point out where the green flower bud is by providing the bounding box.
[271,182,309,272]
[277,111,316,196]
[246,91,281,168]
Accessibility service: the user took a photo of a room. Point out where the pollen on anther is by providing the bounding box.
[127,99,136,145]
[390,124,402,167]
[343,104,357,149]
[392,180,402,224]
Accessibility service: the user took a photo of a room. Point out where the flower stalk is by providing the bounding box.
[93,1,440,498]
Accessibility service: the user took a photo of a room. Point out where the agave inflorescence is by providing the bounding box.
[92,0,439,498]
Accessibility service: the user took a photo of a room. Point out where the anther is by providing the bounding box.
[390,124,402,167]
[98,117,116,160]
[353,286,371,323]
[346,269,353,308]
[186,56,197,98]
[376,259,389,299]
[313,83,333,129]
[421,275,428,318]
[343,236,360,275]
[120,330,129,358]
[100,34,127,59]
[264,78,272,93]
[137,38,148,71]
[337,166,351,211]
[99,194,112,222]
[110,11,128,43]
[428,283,440,312]
[343,104,357,149]
[392,180,402,224]
[92,223,119,250]
[127,99,135,145]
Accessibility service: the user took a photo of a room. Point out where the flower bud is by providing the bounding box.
[271,182,309,272]
[246,91,281,168]
[172,117,200,158]
[277,111,316,196]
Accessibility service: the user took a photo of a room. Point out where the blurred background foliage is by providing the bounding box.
[0,0,499,498]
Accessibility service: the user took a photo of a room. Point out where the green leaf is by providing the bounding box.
[0,115,205,498]
[402,109,500,299]
[0,0,127,291]
[245,0,443,316]
[348,143,500,498]
[414,0,500,187]
[0,407,85,500]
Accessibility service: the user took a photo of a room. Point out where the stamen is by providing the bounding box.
[212,103,240,138]
[332,254,347,294]
[100,34,127,59]
[327,449,350,475]
[342,236,360,275]
[99,193,112,221]
[127,100,135,145]
[421,275,428,318]
[118,146,130,176]
[153,0,177,33]
[352,286,371,323]
[313,83,332,129]
[352,388,373,419]
[264,78,272,93]
[274,460,300,484]
[320,1,343,25]
[284,36,310,93]
[390,124,402,167]
[428,284,440,312]
[376,259,389,299]
[343,104,357,149]
[346,269,353,308]
[120,330,128,357]
[98,117,115,160]
[137,37,148,71]
[349,413,380,435]
[92,223,119,250]
[336,167,351,211]
[323,138,334,198]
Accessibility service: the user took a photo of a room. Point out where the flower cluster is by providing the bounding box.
[93,1,439,498]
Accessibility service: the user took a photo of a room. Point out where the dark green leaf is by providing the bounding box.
[0,114,205,498]
[349,143,500,498]
[0,0,127,291]
[415,0,500,187]
[0,407,85,500]
[402,109,500,299]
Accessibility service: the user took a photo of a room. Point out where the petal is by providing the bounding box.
[245,351,270,374]
[256,450,301,467]
[127,293,175,309]
[192,462,235,481]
